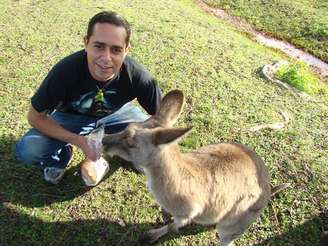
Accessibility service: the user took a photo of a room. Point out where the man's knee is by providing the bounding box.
[126,105,149,122]
[16,134,47,165]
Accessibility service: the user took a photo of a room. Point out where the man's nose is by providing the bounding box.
[101,47,112,61]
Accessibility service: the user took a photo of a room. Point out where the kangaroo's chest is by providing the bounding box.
[147,177,174,206]
[147,175,203,217]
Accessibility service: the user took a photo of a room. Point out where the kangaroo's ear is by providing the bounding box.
[153,127,192,146]
[152,90,185,127]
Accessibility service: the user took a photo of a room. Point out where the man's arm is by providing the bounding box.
[27,105,100,161]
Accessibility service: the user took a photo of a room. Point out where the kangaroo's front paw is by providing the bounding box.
[138,226,168,244]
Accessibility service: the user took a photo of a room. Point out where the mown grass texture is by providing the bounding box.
[0,0,327,245]
[203,0,328,63]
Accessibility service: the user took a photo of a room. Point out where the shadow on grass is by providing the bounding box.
[0,201,210,246]
[0,202,137,245]
[255,214,328,246]
[0,136,124,208]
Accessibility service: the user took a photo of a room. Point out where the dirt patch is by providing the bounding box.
[195,0,328,83]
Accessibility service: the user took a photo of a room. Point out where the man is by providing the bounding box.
[16,11,163,184]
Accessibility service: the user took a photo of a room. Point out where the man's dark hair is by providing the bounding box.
[86,11,131,45]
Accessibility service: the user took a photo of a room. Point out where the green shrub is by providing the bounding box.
[275,62,328,101]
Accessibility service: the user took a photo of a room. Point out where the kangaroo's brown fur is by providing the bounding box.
[102,90,288,245]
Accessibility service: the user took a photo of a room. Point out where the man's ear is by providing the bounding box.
[83,36,89,48]
[124,43,130,56]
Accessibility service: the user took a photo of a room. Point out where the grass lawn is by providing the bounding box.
[203,0,328,63]
[0,0,327,245]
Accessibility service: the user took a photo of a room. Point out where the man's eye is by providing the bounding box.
[112,48,122,54]
[94,44,103,49]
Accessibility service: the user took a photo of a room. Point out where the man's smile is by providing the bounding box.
[96,63,113,71]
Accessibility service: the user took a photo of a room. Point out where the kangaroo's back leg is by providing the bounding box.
[217,209,263,246]
[138,216,191,244]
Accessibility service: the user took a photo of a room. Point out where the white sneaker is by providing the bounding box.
[43,145,73,184]
[44,167,65,184]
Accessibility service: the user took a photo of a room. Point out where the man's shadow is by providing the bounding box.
[0,202,142,245]
[0,135,127,208]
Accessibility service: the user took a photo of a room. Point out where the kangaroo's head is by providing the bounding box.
[102,90,192,166]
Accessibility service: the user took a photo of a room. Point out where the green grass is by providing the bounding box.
[0,0,327,245]
[203,0,328,63]
[275,61,328,101]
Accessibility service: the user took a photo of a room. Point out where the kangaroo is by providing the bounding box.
[102,90,289,245]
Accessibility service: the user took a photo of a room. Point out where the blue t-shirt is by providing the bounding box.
[32,50,162,117]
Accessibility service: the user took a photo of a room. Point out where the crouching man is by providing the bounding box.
[16,11,162,184]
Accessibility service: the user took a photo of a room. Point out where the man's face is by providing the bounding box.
[84,23,129,82]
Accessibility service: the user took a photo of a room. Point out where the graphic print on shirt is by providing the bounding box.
[70,89,118,117]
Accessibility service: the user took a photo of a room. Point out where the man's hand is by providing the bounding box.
[76,135,102,161]
[84,125,105,161]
